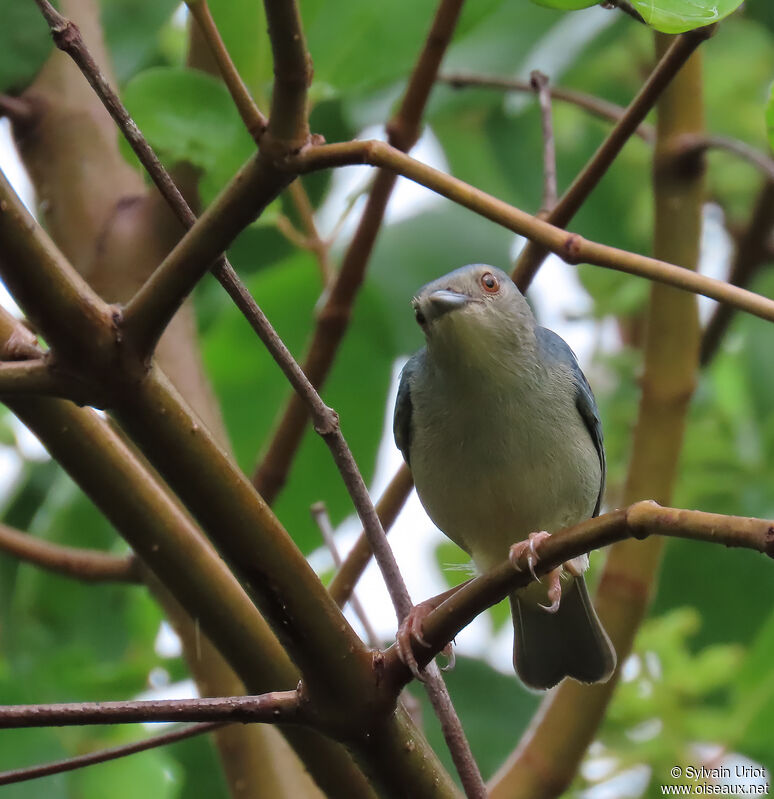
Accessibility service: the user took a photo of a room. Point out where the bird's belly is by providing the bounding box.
[410,411,599,572]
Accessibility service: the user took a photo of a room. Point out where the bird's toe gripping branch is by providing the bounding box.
[396,596,456,680]
[509,530,563,614]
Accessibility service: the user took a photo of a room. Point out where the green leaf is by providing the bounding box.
[0,0,54,93]
[630,0,744,33]
[99,0,180,84]
[120,66,256,203]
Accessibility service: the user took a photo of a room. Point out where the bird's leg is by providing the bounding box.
[396,583,467,680]
[509,530,562,614]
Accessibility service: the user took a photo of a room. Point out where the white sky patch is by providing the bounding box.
[698,202,733,325]
[155,620,184,659]
[0,119,35,215]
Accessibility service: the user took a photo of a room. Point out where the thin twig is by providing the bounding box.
[701,179,774,365]
[683,134,774,184]
[329,462,414,608]
[311,502,381,648]
[0,691,301,729]
[0,722,223,786]
[530,70,558,214]
[184,0,267,138]
[512,26,714,290]
[253,0,467,504]
[382,501,774,681]
[292,139,774,326]
[0,522,140,583]
[288,179,334,284]
[440,72,655,142]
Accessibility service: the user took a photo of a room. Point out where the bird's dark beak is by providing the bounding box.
[413,289,471,328]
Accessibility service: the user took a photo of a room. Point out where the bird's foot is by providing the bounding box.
[509,530,551,583]
[396,599,457,680]
[509,531,564,614]
[539,568,562,614]
[396,599,436,681]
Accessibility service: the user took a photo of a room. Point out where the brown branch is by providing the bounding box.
[680,134,774,184]
[0,359,92,401]
[0,722,223,786]
[530,70,558,214]
[0,691,301,729]
[701,180,774,365]
[287,179,334,284]
[329,462,414,608]
[293,139,774,326]
[381,501,774,684]
[440,72,655,142]
[253,0,467,504]
[0,522,140,583]
[602,0,647,23]
[184,0,267,139]
[512,26,713,290]
[262,0,311,151]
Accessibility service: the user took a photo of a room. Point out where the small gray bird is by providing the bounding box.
[393,264,616,690]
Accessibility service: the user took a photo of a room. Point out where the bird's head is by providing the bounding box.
[412,264,535,368]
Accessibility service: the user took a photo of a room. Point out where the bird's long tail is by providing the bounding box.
[510,576,616,691]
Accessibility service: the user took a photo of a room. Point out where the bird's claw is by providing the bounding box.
[538,567,562,614]
[396,601,434,681]
[509,530,551,584]
[440,642,456,672]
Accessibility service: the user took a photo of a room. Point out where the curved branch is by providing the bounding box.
[0,522,140,583]
[440,72,654,142]
[293,139,774,325]
[0,691,301,729]
[381,501,774,685]
[0,722,223,786]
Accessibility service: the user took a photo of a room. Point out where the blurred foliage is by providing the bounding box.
[1,0,773,796]
[0,0,54,93]
[533,0,745,33]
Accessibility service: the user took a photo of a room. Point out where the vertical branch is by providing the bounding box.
[254,0,467,503]
[530,70,558,215]
[489,36,705,799]
[262,0,312,150]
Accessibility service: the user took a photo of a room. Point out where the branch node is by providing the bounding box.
[561,233,584,264]
[313,407,339,436]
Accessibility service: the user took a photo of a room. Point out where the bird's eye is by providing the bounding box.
[415,308,427,326]
[480,272,499,293]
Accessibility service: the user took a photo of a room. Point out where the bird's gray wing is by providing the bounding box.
[393,350,424,467]
[536,327,606,516]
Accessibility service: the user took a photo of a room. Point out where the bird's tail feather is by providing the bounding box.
[510,576,616,691]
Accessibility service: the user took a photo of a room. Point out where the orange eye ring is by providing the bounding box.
[480,272,499,293]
